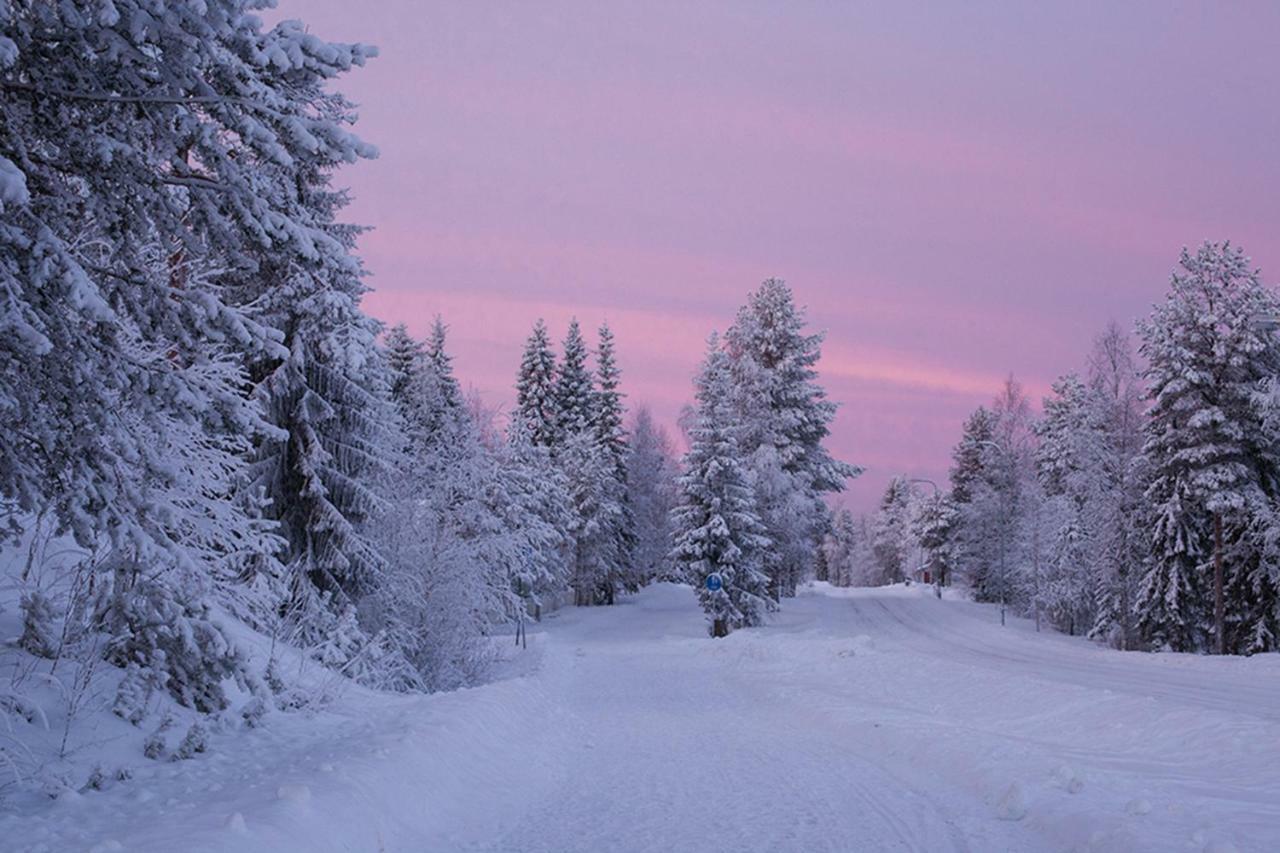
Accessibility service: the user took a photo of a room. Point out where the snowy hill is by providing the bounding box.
[3,582,1276,853]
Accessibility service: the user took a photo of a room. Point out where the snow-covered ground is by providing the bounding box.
[4,582,1278,853]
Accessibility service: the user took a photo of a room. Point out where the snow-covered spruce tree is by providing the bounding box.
[821,508,861,588]
[1034,373,1100,635]
[626,406,681,584]
[594,323,639,593]
[0,1,377,708]
[949,407,998,505]
[426,315,465,424]
[947,406,1000,596]
[384,323,426,404]
[871,477,917,585]
[1084,323,1148,649]
[912,493,959,589]
[563,428,625,606]
[1136,242,1280,654]
[556,318,596,437]
[501,421,574,611]
[244,189,393,645]
[516,319,559,448]
[723,280,860,598]
[594,323,627,475]
[371,320,527,690]
[550,318,627,605]
[671,335,772,636]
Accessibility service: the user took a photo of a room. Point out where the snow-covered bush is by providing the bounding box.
[99,575,250,715]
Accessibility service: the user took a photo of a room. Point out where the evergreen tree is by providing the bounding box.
[594,323,627,475]
[501,422,574,611]
[821,510,849,587]
[594,322,638,595]
[913,493,958,589]
[426,315,464,416]
[950,407,998,505]
[950,380,1036,609]
[871,477,916,585]
[1136,242,1280,653]
[948,406,999,596]
[1034,374,1098,634]
[627,407,681,584]
[248,290,392,621]
[671,335,772,636]
[516,320,558,448]
[384,324,425,403]
[555,318,596,438]
[563,429,625,606]
[723,279,860,597]
[0,0,373,702]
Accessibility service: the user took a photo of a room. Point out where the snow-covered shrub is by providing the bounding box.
[17,591,58,659]
[141,715,175,761]
[173,721,209,761]
[84,765,107,791]
[111,663,152,726]
[241,696,268,729]
[100,577,249,714]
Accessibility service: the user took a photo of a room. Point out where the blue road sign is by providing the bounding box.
[705,573,723,592]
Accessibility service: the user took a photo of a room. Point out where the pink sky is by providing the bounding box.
[278,1,1280,511]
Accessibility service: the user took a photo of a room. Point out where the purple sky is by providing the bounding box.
[279,1,1280,511]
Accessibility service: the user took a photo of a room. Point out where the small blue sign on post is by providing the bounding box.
[705,573,723,593]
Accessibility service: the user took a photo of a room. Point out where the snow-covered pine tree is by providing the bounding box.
[912,493,958,589]
[0,0,378,707]
[516,320,559,449]
[626,407,681,584]
[1136,242,1280,653]
[871,477,916,585]
[248,287,392,634]
[594,322,638,596]
[822,508,861,587]
[949,379,1036,610]
[1034,374,1099,635]
[562,428,624,606]
[426,316,465,422]
[501,421,574,611]
[723,279,860,598]
[384,324,426,403]
[947,406,999,597]
[556,318,596,438]
[594,323,627,475]
[372,322,525,691]
[419,315,470,454]
[671,335,772,636]
[949,407,998,505]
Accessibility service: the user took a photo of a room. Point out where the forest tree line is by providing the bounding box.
[821,242,1280,656]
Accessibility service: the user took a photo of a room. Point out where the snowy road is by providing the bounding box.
[6,583,1279,853]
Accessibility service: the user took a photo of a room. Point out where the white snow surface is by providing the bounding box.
[4,582,1278,853]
